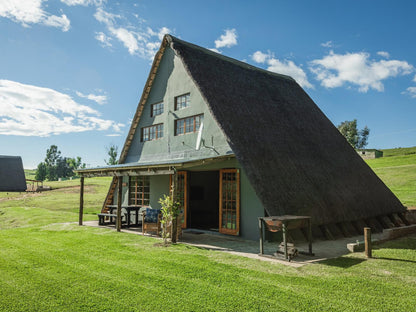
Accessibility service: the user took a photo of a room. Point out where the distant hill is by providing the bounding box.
[24,169,37,180]
[382,146,416,157]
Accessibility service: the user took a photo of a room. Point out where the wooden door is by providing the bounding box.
[170,171,188,229]
[219,169,240,235]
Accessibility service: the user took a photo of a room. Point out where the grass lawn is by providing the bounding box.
[0,150,415,311]
[0,223,415,312]
[366,148,416,207]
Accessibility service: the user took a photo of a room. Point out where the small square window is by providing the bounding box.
[151,102,164,117]
[175,93,190,110]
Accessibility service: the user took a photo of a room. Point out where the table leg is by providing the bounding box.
[127,210,131,226]
[308,218,313,255]
[258,218,264,255]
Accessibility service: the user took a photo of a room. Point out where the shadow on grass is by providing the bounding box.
[372,256,416,264]
[318,256,366,268]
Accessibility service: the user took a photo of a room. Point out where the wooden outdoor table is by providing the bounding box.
[258,215,314,261]
[107,205,142,226]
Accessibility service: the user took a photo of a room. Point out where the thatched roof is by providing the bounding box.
[0,156,26,192]
[165,35,404,225]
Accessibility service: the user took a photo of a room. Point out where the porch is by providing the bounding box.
[76,155,247,238]
[82,219,363,266]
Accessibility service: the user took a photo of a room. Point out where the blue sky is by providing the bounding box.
[1,1,416,168]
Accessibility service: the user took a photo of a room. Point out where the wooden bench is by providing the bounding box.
[98,213,118,225]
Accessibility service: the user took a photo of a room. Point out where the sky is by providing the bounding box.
[1,0,416,169]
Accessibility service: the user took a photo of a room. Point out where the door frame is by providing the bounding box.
[170,171,188,229]
[219,169,240,235]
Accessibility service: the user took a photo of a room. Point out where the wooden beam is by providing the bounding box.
[116,177,122,232]
[79,177,84,226]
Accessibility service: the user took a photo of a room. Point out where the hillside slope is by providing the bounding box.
[366,147,416,208]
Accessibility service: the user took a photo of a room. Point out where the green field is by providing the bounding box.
[0,149,415,311]
[366,146,416,207]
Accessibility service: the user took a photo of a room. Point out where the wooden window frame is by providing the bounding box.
[219,169,240,236]
[128,176,150,206]
[174,114,203,136]
[151,102,164,117]
[174,93,190,111]
[141,123,163,142]
[169,171,188,229]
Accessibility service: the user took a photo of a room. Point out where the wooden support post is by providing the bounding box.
[259,218,264,255]
[171,170,178,244]
[364,227,372,258]
[282,222,288,260]
[79,177,84,226]
[116,177,122,232]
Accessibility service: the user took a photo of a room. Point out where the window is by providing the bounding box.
[174,93,190,110]
[129,176,150,206]
[175,114,203,136]
[141,124,163,142]
[151,102,164,117]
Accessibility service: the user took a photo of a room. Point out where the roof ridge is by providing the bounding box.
[165,34,295,83]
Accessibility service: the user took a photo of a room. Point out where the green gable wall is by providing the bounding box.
[125,46,232,164]
[117,46,263,240]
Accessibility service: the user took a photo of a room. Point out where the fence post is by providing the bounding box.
[364,227,372,258]
[79,177,84,226]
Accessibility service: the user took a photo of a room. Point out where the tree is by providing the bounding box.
[35,145,86,181]
[67,156,86,175]
[337,119,370,149]
[35,162,47,181]
[56,157,73,178]
[105,145,118,165]
[45,145,61,167]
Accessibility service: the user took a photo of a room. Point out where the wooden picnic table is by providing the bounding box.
[258,215,314,261]
[106,205,143,226]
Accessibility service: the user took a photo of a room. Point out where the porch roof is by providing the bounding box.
[75,154,235,178]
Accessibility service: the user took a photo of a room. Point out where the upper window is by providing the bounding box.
[141,123,163,142]
[175,114,204,136]
[175,93,190,110]
[151,102,164,117]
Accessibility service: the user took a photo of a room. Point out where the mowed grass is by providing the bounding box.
[366,147,416,207]
[0,177,112,229]
[0,223,415,312]
[0,152,415,311]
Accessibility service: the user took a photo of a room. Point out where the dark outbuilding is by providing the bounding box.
[0,156,26,192]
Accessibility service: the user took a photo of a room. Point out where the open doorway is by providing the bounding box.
[188,171,219,230]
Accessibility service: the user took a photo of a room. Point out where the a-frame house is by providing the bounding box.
[78,35,406,240]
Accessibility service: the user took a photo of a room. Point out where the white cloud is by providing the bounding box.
[413,75,416,83]
[209,48,221,54]
[377,51,390,58]
[76,91,107,105]
[61,0,103,6]
[0,80,123,137]
[405,87,416,98]
[251,51,313,89]
[252,51,269,63]
[321,41,334,48]
[0,0,70,31]
[310,51,413,92]
[94,7,171,60]
[95,31,112,47]
[215,29,238,49]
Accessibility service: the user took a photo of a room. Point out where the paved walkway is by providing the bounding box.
[83,220,365,267]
